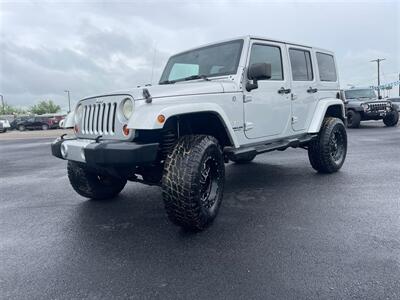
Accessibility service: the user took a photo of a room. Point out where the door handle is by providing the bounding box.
[307,87,318,93]
[278,87,291,94]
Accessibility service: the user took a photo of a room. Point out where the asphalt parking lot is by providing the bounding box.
[0,123,399,299]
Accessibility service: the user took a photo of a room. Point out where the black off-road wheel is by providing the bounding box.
[346,110,361,128]
[383,110,399,127]
[162,135,225,231]
[308,117,347,173]
[67,161,127,200]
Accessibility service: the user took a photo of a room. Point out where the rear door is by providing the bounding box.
[288,46,318,132]
[243,40,291,139]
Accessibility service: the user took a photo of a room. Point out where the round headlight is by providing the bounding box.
[361,103,369,111]
[74,104,83,123]
[122,98,133,119]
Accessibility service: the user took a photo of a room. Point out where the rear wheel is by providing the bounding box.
[67,161,127,200]
[162,135,225,231]
[383,110,399,127]
[42,124,49,130]
[346,110,361,128]
[18,125,25,131]
[308,117,347,173]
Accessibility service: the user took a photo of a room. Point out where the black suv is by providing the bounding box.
[341,88,399,128]
[13,116,51,131]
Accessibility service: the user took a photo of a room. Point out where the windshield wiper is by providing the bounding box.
[182,74,210,82]
[159,79,176,85]
[159,74,210,85]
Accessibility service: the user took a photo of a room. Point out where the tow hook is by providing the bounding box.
[95,135,103,143]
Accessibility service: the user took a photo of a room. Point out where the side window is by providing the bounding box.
[249,44,283,80]
[289,49,313,81]
[316,52,337,82]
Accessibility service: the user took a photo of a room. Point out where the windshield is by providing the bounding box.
[345,89,376,100]
[159,39,243,84]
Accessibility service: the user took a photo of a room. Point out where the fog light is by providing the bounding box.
[61,143,68,158]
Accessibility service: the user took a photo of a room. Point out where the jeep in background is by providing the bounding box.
[341,88,399,128]
[52,36,347,231]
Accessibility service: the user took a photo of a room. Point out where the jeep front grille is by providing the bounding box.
[369,102,387,112]
[82,102,117,135]
[75,95,134,140]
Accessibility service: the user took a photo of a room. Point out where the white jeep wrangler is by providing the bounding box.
[52,36,347,231]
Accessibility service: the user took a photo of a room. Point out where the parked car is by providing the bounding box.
[387,97,400,112]
[341,88,399,128]
[52,35,347,231]
[0,119,11,133]
[10,116,30,130]
[15,116,52,131]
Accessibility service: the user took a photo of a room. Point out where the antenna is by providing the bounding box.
[150,42,157,84]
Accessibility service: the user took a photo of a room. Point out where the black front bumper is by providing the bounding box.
[51,138,159,167]
[362,111,388,120]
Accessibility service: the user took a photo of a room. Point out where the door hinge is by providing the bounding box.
[291,116,298,124]
[244,122,254,131]
[243,95,252,103]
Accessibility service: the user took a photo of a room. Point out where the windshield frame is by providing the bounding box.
[159,39,244,84]
[344,89,377,100]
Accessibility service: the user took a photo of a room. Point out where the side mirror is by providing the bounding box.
[246,63,272,92]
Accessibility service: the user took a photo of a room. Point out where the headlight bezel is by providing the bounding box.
[361,103,369,111]
[121,98,134,120]
[74,104,83,124]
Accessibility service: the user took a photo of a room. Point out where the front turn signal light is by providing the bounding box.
[123,124,130,136]
[157,114,166,124]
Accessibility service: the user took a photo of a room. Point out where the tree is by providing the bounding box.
[30,100,60,115]
[1,103,27,115]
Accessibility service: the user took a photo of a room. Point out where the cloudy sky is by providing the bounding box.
[0,0,399,112]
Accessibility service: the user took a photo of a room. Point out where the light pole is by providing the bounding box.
[370,58,385,99]
[64,90,71,113]
[0,94,4,114]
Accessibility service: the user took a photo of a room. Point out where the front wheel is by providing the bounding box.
[18,125,25,131]
[383,110,399,127]
[308,117,347,173]
[42,124,49,130]
[346,110,361,128]
[67,161,127,200]
[162,135,225,231]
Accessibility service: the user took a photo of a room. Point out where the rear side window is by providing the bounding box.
[249,44,284,80]
[289,49,313,81]
[316,52,337,82]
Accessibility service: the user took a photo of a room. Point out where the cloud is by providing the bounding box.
[0,0,398,111]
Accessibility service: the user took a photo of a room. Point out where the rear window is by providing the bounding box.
[316,52,337,82]
[289,49,313,81]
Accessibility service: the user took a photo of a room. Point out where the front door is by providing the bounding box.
[243,41,291,139]
[287,47,318,131]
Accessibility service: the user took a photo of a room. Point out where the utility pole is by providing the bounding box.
[64,90,71,113]
[370,58,385,99]
[0,94,4,115]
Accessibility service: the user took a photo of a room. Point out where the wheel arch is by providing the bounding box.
[129,102,239,148]
[308,99,346,133]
